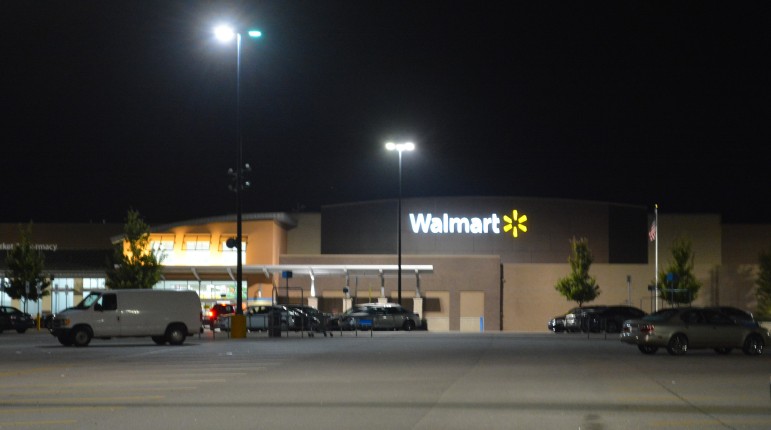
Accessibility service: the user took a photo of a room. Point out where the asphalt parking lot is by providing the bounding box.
[2,329,771,429]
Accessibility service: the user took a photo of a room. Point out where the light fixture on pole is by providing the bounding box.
[214,24,261,337]
[385,141,415,305]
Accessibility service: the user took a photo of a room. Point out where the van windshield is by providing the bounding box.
[74,293,102,309]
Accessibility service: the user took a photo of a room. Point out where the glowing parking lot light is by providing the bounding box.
[385,141,415,305]
[213,25,235,42]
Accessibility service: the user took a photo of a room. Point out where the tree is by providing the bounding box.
[1,224,52,302]
[105,209,164,289]
[657,236,701,305]
[754,246,771,320]
[554,237,600,307]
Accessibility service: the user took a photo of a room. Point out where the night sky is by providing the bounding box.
[3,1,770,225]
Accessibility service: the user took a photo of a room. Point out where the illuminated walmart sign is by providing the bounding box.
[409,210,528,238]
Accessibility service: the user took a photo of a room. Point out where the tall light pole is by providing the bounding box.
[385,141,414,305]
[214,24,261,336]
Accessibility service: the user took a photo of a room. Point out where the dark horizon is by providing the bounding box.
[4,1,770,225]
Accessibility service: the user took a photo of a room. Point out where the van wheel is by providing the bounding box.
[151,336,167,345]
[166,324,186,345]
[72,327,92,347]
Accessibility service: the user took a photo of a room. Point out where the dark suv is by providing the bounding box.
[286,304,331,333]
[548,307,581,332]
[584,305,647,333]
[564,306,608,332]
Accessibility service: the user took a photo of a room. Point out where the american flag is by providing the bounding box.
[648,221,656,242]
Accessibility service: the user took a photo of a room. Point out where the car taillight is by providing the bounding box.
[640,324,654,334]
[207,310,214,318]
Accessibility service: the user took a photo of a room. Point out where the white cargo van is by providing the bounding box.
[49,289,202,347]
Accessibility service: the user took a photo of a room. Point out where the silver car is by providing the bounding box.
[340,303,422,331]
[620,307,770,356]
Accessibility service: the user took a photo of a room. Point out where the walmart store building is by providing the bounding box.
[2,196,769,332]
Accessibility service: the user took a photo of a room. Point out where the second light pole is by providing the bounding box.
[385,141,414,305]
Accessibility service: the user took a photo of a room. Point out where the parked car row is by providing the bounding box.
[215,302,423,333]
[216,304,337,335]
[548,303,769,356]
[549,305,647,333]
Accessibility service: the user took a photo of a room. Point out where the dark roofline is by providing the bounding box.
[321,196,648,211]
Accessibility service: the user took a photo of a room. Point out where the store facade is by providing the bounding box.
[1,196,769,331]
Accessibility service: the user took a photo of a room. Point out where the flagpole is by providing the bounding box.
[654,203,659,312]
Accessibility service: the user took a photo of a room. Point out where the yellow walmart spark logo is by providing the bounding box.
[503,210,528,238]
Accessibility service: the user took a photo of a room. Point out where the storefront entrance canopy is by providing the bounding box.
[161,264,433,280]
[161,264,434,299]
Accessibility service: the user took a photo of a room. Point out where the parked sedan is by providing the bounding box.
[620,307,770,355]
[339,303,421,331]
[328,304,386,330]
[0,306,35,333]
